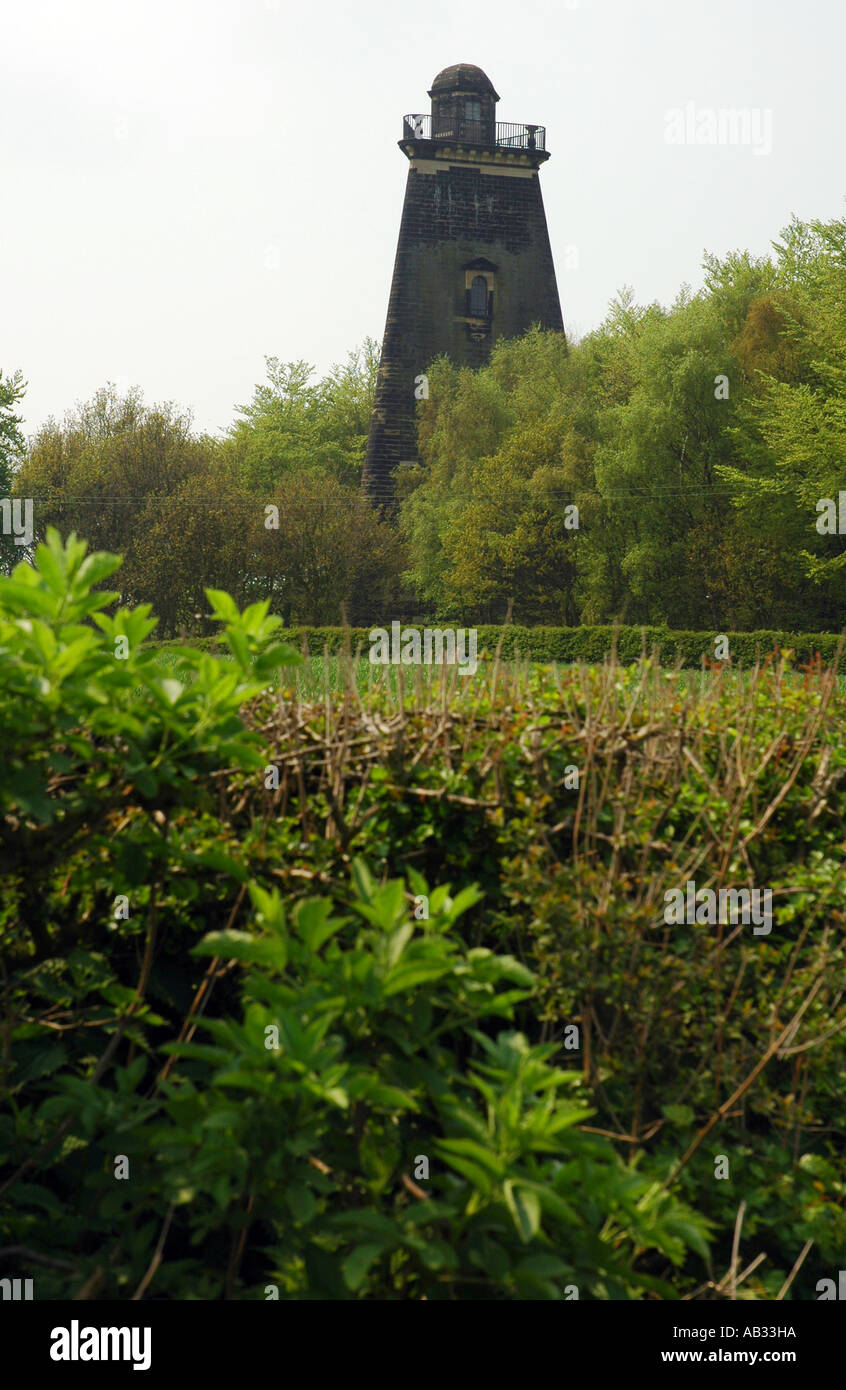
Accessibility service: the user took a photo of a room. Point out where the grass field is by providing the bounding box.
[144,639,846,703]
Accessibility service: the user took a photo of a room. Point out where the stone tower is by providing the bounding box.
[362,63,564,508]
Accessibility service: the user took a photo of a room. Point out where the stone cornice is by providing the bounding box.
[398,139,550,172]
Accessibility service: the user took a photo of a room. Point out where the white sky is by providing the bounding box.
[3,0,845,440]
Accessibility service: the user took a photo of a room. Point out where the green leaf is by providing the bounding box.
[662,1103,695,1127]
[205,589,240,623]
[351,857,375,903]
[342,1243,385,1291]
[295,898,346,953]
[503,1181,541,1242]
[517,1253,570,1277]
[383,961,451,996]
[664,1216,710,1261]
[285,1183,318,1224]
[434,1137,504,1180]
[432,1149,493,1195]
[192,929,286,970]
[159,679,184,705]
[182,848,250,884]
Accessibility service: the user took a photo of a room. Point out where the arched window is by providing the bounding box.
[469,275,488,317]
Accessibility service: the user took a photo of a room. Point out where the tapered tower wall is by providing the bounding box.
[363,64,564,509]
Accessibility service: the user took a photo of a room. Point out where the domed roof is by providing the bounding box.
[428,64,499,101]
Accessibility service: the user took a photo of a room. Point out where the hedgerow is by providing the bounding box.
[1,531,716,1300]
[2,534,843,1299]
[194,623,843,670]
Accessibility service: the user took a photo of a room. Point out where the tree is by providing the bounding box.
[228,339,379,493]
[258,470,407,625]
[401,329,578,621]
[129,462,262,635]
[717,215,846,626]
[0,368,27,573]
[14,383,251,632]
[398,225,846,630]
[15,384,207,564]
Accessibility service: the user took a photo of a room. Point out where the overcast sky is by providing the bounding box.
[3,0,845,440]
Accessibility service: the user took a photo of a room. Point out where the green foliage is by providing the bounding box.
[152,872,710,1300]
[0,527,299,961]
[0,368,26,477]
[399,213,846,630]
[227,339,380,492]
[716,217,846,614]
[0,538,714,1299]
[233,646,846,1299]
[245,622,846,671]
[254,470,409,627]
[13,366,405,633]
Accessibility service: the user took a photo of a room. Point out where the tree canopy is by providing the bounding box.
[399,213,846,630]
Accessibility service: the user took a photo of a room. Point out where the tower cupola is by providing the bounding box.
[428,63,499,146]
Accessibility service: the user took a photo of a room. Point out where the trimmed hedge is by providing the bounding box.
[241,624,846,669]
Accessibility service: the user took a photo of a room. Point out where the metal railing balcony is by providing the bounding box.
[402,115,546,151]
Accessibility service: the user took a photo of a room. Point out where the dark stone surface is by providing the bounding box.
[363,154,564,508]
